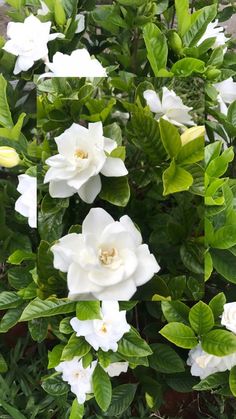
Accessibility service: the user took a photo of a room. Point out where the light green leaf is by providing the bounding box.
[210,225,236,249]
[143,23,168,75]
[209,293,226,320]
[202,329,236,356]
[76,301,101,320]
[229,366,236,397]
[69,399,84,419]
[189,301,214,335]
[0,75,13,128]
[159,322,198,348]
[183,4,218,46]
[118,330,153,357]
[163,160,193,195]
[61,334,91,361]
[149,343,185,373]
[159,118,181,158]
[177,136,204,165]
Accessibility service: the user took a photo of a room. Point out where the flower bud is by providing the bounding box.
[181,126,205,145]
[205,68,222,81]
[167,31,183,53]
[0,146,20,168]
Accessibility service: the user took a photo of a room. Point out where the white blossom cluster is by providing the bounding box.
[188,302,236,379]
[55,301,130,403]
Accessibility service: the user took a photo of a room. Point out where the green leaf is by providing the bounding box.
[92,364,112,412]
[161,301,190,323]
[69,399,84,419]
[209,293,226,320]
[193,371,229,391]
[48,344,65,369]
[105,384,137,417]
[143,23,168,75]
[100,176,130,207]
[0,399,27,419]
[206,147,234,178]
[76,301,101,320]
[159,322,198,349]
[110,146,126,161]
[0,353,8,373]
[61,334,91,361]
[210,225,236,249]
[229,366,236,397]
[19,298,76,321]
[118,330,153,357]
[54,0,66,26]
[175,0,191,36]
[171,58,205,76]
[0,291,22,310]
[159,118,181,158]
[177,136,204,165]
[149,343,185,373]
[0,75,13,128]
[183,4,217,47]
[189,301,214,335]
[211,249,236,283]
[28,318,48,342]
[7,250,35,265]
[0,306,24,333]
[42,376,69,396]
[228,101,236,126]
[162,160,193,195]
[103,123,123,146]
[201,329,236,356]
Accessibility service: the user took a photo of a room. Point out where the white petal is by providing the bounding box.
[78,175,101,204]
[82,208,114,236]
[89,266,125,287]
[17,55,35,71]
[101,157,128,177]
[132,244,160,286]
[49,180,76,198]
[51,233,82,272]
[143,90,162,113]
[105,362,128,377]
[119,215,142,246]
[95,278,137,300]
[70,317,95,336]
[101,301,119,317]
[68,262,102,295]
[104,137,117,153]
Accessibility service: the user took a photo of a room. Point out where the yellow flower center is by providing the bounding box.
[99,248,118,265]
[74,149,88,159]
[100,323,108,333]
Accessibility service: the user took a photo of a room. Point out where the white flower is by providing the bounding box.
[70,301,130,352]
[105,362,129,377]
[143,87,194,127]
[41,49,107,78]
[75,14,85,34]
[187,344,236,379]
[44,121,127,203]
[214,77,236,115]
[15,174,37,228]
[197,20,229,51]
[221,302,236,334]
[3,15,64,75]
[51,207,160,300]
[55,357,96,404]
[37,1,50,16]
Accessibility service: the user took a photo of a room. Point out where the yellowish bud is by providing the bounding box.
[181,126,205,145]
[0,146,20,168]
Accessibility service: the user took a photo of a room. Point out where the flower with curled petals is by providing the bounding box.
[70,301,130,352]
[221,302,236,335]
[44,121,127,203]
[3,15,64,75]
[51,208,160,300]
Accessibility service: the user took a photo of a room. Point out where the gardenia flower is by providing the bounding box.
[15,174,37,228]
[41,49,107,78]
[3,15,64,75]
[197,20,228,50]
[0,146,20,168]
[143,87,194,127]
[221,302,236,334]
[187,344,236,379]
[214,77,236,115]
[51,207,160,300]
[44,121,127,203]
[55,357,96,404]
[70,301,130,351]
